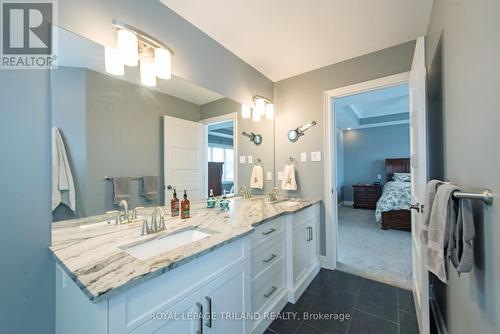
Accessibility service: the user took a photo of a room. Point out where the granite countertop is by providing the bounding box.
[50,196,320,303]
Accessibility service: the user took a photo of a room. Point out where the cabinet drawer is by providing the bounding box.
[250,217,284,249]
[251,261,285,313]
[292,205,317,224]
[355,192,378,200]
[251,237,285,280]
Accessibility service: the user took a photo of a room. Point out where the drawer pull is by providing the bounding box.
[263,254,276,263]
[205,296,212,328]
[262,228,276,235]
[196,302,203,334]
[263,286,277,298]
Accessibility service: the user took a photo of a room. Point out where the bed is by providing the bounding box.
[375,158,412,230]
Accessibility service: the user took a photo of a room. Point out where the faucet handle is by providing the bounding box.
[132,207,145,220]
[106,210,120,224]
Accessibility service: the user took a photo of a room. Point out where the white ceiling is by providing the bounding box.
[160,0,433,81]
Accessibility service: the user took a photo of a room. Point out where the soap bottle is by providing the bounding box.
[219,190,230,211]
[171,188,180,217]
[181,190,190,219]
[207,189,216,208]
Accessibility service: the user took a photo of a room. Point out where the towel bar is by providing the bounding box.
[104,176,143,181]
[453,189,493,205]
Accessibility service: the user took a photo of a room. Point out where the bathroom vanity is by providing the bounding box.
[52,197,320,334]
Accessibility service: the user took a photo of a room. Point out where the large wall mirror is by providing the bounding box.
[51,28,275,222]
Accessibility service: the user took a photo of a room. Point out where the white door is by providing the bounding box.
[163,116,205,201]
[409,36,430,334]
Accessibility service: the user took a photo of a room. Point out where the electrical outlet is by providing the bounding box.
[247,155,253,164]
[239,156,246,164]
[377,174,382,180]
[278,171,284,181]
[301,152,307,162]
[266,171,273,181]
[311,151,321,162]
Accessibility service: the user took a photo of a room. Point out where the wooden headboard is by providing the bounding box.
[385,158,410,182]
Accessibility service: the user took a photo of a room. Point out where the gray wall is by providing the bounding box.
[426,0,500,333]
[201,98,275,194]
[341,124,410,201]
[0,71,54,333]
[58,0,273,106]
[53,67,200,219]
[273,41,415,254]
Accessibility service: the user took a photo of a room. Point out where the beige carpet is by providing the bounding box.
[337,205,412,290]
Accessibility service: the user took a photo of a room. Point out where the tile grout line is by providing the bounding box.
[397,288,401,334]
[354,308,400,326]
[345,276,364,334]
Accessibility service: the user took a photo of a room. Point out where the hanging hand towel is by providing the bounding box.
[421,180,444,244]
[113,177,130,205]
[425,183,460,283]
[250,165,264,189]
[281,164,297,191]
[51,127,76,212]
[448,198,475,275]
[140,176,158,200]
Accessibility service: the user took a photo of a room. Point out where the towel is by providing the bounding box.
[425,183,460,283]
[250,165,264,189]
[449,198,475,275]
[140,176,158,200]
[421,180,444,245]
[113,177,130,205]
[51,128,76,212]
[281,164,297,191]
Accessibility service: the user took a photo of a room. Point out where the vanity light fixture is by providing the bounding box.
[105,20,174,87]
[241,96,274,121]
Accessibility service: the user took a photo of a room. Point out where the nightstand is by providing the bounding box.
[352,184,381,209]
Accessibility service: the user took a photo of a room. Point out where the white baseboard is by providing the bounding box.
[342,201,354,206]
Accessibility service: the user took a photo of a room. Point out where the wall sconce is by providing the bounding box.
[241,96,274,121]
[105,20,174,87]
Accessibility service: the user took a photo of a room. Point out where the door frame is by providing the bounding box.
[322,71,411,270]
[200,112,238,197]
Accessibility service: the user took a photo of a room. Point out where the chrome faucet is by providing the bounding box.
[118,199,129,223]
[240,185,252,199]
[268,187,280,203]
[142,207,166,235]
[131,207,144,220]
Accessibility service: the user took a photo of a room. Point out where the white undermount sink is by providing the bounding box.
[270,199,299,207]
[79,219,115,229]
[122,229,211,260]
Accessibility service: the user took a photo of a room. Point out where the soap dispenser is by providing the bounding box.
[171,188,180,217]
[181,190,190,219]
[207,189,217,208]
[219,190,230,211]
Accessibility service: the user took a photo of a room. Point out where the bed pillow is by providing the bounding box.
[393,172,411,182]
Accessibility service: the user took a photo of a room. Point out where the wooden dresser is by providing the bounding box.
[352,184,381,209]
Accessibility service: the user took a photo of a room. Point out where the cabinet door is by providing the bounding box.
[202,263,249,334]
[292,221,309,285]
[306,220,318,267]
[130,291,201,334]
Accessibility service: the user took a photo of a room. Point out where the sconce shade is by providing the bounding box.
[105,47,124,76]
[117,29,138,66]
[255,98,266,116]
[154,48,172,79]
[241,104,251,119]
[252,108,261,122]
[265,103,274,119]
[140,60,157,87]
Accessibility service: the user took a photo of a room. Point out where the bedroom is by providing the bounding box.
[334,82,412,289]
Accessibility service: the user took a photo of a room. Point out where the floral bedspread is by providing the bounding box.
[375,181,411,222]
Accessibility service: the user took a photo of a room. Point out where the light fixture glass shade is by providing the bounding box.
[140,60,157,87]
[265,103,274,119]
[117,29,138,66]
[104,47,124,76]
[252,108,261,122]
[241,104,251,119]
[154,48,172,79]
[255,98,266,116]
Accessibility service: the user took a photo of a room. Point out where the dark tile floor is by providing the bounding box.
[267,269,419,334]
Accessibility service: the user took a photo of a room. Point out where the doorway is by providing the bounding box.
[201,113,238,197]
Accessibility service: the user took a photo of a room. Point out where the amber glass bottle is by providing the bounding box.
[181,190,190,219]
[171,188,180,217]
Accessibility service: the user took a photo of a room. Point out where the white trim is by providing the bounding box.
[323,71,410,271]
[344,119,409,131]
[200,113,238,197]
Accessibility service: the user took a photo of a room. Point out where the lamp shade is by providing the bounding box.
[255,98,266,116]
[104,47,124,76]
[140,60,156,87]
[154,48,172,79]
[117,29,138,66]
[265,103,274,119]
[252,108,261,122]
[241,104,251,119]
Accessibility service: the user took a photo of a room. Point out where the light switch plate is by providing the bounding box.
[301,152,307,162]
[277,171,284,181]
[247,155,253,164]
[311,151,321,162]
[239,156,246,164]
[266,171,273,181]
